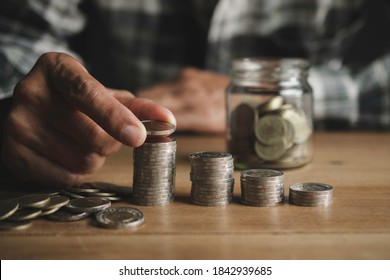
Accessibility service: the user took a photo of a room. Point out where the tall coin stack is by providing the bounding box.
[240,169,284,206]
[289,182,333,207]
[189,152,234,206]
[132,120,176,206]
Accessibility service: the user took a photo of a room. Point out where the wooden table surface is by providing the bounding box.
[1,132,390,260]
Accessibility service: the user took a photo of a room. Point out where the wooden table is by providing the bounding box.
[1,132,390,260]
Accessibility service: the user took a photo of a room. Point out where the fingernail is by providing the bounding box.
[121,125,146,147]
[164,108,177,127]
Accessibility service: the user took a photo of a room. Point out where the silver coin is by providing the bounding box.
[46,209,90,221]
[142,136,176,145]
[189,151,232,161]
[84,182,132,196]
[241,169,284,179]
[8,208,42,221]
[61,190,85,199]
[0,200,19,221]
[41,195,70,210]
[102,196,123,202]
[142,120,176,136]
[83,191,117,197]
[192,200,231,207]
[289,182,333,194]
[40,207,62,216]
[240,200,283,207]
[66,197,111,213]
[66,185,101,194]
[289,192,333,199]
[95,207,144,229]
[18,194,51,208]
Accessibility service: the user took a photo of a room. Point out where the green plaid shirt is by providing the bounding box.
[1,0,390,129]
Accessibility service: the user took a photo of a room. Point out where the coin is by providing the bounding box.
[132,133,176,206]
[142,120,176,136]
[8,208,42,221]
[257,96,284,114]
[41,195,70,210]
[0,200,19,221]
[95,207,144,229]
[66,197,111,213]
[255,115,294,146]
[83,182,132,196]
[18,194,50,208]
[280,108,312,144]
[40,207,62,216]
[230,103,256,138]
[254,140,288,161]
[289,182,334,207]
[46,209,90,222]
[0,220,32,231]
[290,182,333,193]
[240,168,284,207]
[189,151,234,206]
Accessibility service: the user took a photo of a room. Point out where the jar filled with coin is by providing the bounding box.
[226,58,313,169]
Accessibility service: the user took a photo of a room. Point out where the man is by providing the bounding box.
[1,0,389,187]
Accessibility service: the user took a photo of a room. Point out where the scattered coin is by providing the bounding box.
[0,200,19,221]
[46,208,90,222]
[95,207,144,229]
[8,208,42,221]
[41,195,70,210]
[18,194,50,208]
[66,197,111,213]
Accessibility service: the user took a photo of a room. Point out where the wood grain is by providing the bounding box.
[1,132,390,259]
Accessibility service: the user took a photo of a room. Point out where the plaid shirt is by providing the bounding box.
[1,0,390,129]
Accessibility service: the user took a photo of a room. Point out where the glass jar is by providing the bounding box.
[226,57,313,169]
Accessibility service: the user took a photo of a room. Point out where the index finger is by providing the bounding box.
[42,52,146,147]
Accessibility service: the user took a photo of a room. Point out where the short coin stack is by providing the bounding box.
[289,182,333,206]
[132,120,176,206]
[240,169,284,206]
[189,151,234,206]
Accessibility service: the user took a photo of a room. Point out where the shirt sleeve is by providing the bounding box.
[0,0,86,99]
[310,52,390,129]
[207,0,390,130]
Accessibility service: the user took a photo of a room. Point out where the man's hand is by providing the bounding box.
[138,68,230,133]
[1,52,175,187]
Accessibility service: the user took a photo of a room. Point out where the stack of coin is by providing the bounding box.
[132,120,176,206]
[289,182,333,206]
[189,151,234,206]
[240,169,284,206]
